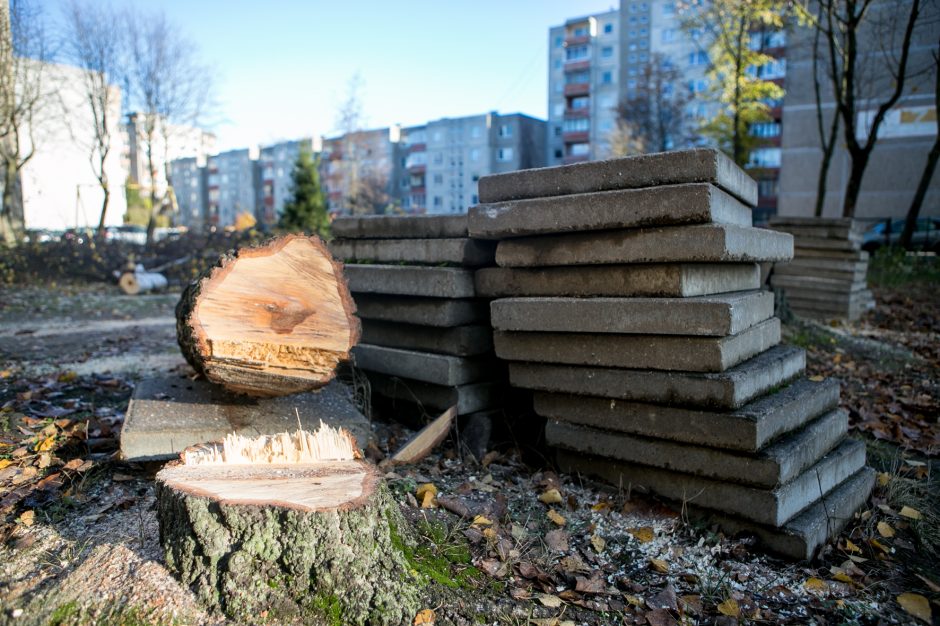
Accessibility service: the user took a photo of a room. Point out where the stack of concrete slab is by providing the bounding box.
[768,217,874,321]
[330,215,504,427]
[468,149,873,560]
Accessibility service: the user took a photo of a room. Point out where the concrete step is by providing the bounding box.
[346,265,477,298]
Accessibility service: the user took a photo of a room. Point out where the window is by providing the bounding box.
[471,194,478,204]
[553,103,564,117]
[497,147,514,161]
[554,58,562,69]
[498,124,512,138]
[750,122,781,138]
[554,36,563,48]
[433,173,443,184]
[639,52,648,62]
[566,45,590,61]
[601,46,613,58]
[628,67,637,77]
[554,126,562,136]
[470,126,481,138]
[603,23,613,34]
[663,2,675,15]
[570,96,589,109]
[563,118,590,132]
[470,148,480,161]
[758,178,778,198]
[747,148,782,168]
[602,71,613,84]
[640,28,647,35]
[627,79,637,89]
[640,16,647,24]
[629,30,637,38]
[554,149,563,159]
[572,26,588,37]
[570,143,590,156]
[433,196,442,207]
[628,53,637,63]
[566,70,590,84]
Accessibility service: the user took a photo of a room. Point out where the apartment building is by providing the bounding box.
[257,138,314,227]
[124,112,215,201]
[167,157,207,231]
[319,127,399,215]
[547,9,621,165]
[206,148,256,227]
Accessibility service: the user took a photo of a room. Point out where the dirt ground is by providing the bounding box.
[0,279,937,626]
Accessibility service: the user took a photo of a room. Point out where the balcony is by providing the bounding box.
[408,143,426,153]
[562,131,590,144]
[564,82,590,97]
[407,164,426,174]
[563,154,590,165]
[565,34,590,46]
[564,108,591,118]
[564,60,590,73]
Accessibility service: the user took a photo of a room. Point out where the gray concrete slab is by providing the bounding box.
[700,467,875,560]
[490,290,774,336]
[794,247,869,261]
[533,377,842,453]
[366,372,503,414]
[345,265,477,298]
[475,263,760,298]
[478,148,758,207]
[770,275,867,291]
[773,264,867,283]
[786,290,874,306]
[121,375,373,462]
[778,227,863,243]
[770,216,865,234]
[556,437,866,527]
[362,320,493,356]
[788,237,861,251]
[354,294,489,327]
[331,238,496,266]
[547,408,847,487]
[495,225,793,267]
[468,183,752,240]
[777,257,869,272]
[332,214,467,239]
[353,343,500,386]
[510,345,806,410]
[494,318,780,372]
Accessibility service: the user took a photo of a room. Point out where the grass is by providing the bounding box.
[46,601,181,626]
[867,246,940,288]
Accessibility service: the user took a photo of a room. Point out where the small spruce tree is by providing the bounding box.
[279,148,329,237]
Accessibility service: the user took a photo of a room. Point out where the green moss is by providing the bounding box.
[309,592,344,626]
[389,516,483,591]
[48,601,80,625]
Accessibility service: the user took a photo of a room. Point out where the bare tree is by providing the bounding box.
[808,0,931,217]
[613,53,693,155]
[900,39,939,248]
[124,9,212,246]
[62,0,121,238]
[0,0,48,244]
[810,3,841,217]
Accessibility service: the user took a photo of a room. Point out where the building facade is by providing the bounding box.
[168,157,208,231]
[257,138,314,227]
[206,148,257,227]
[320,127,399,215]
[124,112,215,201]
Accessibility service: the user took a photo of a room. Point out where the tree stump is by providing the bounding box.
[176,235,360,397]
[155,426,419,625]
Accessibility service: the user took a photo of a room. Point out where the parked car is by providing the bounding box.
[862,218,940,252]
[108,225,147,246]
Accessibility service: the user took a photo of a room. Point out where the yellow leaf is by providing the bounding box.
[420,491,436,508]
[717,598,740,617]
[844,539,861,553]
[832,572,854,584]
[808,375,825,382]
[649,558,669,573]
[36,436,56,452]
[804,577,828,594]
[57,371,78,383]
[539,488,563,504]
[415,483,437,501]
[482,528,497,540]
[900,506,922,520]
[0,459,12,470]
[629,527,654,543]
[591,501,610,512]
[0,369,11,378]
[869,538,889,553]
[877,472,891,487]
[537,594,562,608]
[897,593,932,624]
[472,515,492,526]
[547,509,566,526]
[18,510,34,527]
[413,608,436,625]
[877,521,895,538]
[590,534,606,553]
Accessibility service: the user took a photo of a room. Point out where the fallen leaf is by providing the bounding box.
[808,375,825,382]
[832,571,854,584]
[36,436,56,452]
[897,592,931,624]
[18,510,34,527]
[590,534,606,553]
[481,451,499,467]
[559,555,589,574]
[591,501,610,512]
[545,529,569,552]
[646,608,676,626]
[648,583,678,612]
[539,488,563,504]
[900,506,922,520]
[575,573,606,594]
[472,515,492,526]
[415,483,437,501]
[537,594,563,608]
[57,371,78,383]
[803,577,828,595]
[0,459,12,470]
[877,472,891,487]
[629,527,654,543]
[547,509,566,526]
[717,598,740,618]
[649,558,669,574]
[413,608,435,625]
[844,539,861,553]
[679,594,702,615]
[877,521,895,538]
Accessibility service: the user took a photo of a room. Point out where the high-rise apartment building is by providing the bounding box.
[320,127,400,215]
[257,138,314,227]
[124,112,215,201]
[206,148,256,227]
[167,157,207,231]
[547,9,621,165]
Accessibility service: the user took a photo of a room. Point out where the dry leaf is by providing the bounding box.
[590,534,606,553]
[717,598,740,618]
[482,528,497,541]
[629,526,654,543]
[415,483,437,501]
[0,459,12,470]
[877,521,895,538]
[413,608,436,625]
[421,491,436,508]
[649,558,669,574]
[545,529,569,552]
[832,571,854,584]
[844,539,861,553]
[472,515,493,526]
[575,573,606,594]
[803,577,828,594]
[537,594,563,608]
[877,472,891,487]
[36,436,56,452]
[808,375,825,382]
[591,501,610,512]
[18,510,34,527]
[547,509,566,526]
[539,488,563,504]
[897,592,931,624]
[899,506,922,520]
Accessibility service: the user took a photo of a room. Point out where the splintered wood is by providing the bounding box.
[182,421,360,466]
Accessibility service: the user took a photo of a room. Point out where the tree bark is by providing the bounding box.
[176,234,361,397]
[901,43,939,249]
[156,460,419,625]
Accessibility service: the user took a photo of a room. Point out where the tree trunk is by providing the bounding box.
[901,137,939,248]
[176,234,361,396]
[156,459,419,625]
[0,163,23,245]
[814,115,839,217]
[842,148,872,218]
[96,182,110,237]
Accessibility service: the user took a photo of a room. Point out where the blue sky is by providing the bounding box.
[110,1,617,150]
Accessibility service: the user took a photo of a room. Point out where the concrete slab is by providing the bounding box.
[510,345,806,410]
[121,375,373,462]
[475,263,760,298]
[493,318,780,372]
[366,372,503,414]
[546,408,847,487]
[490,290,774,337]
[773,264,867,283]
[794,247,869,261]
[345,265,477,298]
[786,290,874,306]
[770,275,867,291]
[495,225,793,267]
[331,238,496,266]
[362,320,493,356]
[770,216,864,234]
[533,377,842,453]
[468,183,752,240]
[354,294,489,327]
[701,467,875,561]
[478,148,758,207]
[353,343,500,386]
[556,438,866,526]
[778,257,869,272]
[787,237,861,251]
[777,227,863,243]
[332,214,467,239]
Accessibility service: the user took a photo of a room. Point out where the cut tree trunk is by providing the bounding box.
[176,235,360,396]
[156,458,418,624]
